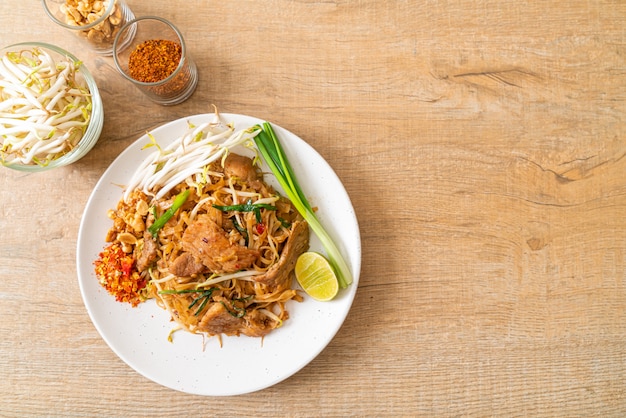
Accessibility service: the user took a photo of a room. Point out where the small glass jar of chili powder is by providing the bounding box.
[112,16,198,105]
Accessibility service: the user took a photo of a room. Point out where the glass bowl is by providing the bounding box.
[0,42,104,172]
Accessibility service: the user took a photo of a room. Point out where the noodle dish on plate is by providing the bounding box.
[76,111,360,395]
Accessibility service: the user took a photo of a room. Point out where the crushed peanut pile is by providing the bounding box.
[60,0,124,47]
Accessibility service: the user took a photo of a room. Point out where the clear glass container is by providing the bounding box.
[113,16,198,105]
[42,0,136,55]
[0,42,104,172]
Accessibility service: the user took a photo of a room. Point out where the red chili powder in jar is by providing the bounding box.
[128,39,182,83]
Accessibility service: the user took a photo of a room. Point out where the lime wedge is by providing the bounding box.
[295,252,339,301]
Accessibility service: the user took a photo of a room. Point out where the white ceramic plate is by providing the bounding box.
[76,113,361,396]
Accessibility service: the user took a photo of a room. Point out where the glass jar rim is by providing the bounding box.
[112,16,188,87]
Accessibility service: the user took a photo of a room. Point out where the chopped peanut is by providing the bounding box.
[61,0,125,48]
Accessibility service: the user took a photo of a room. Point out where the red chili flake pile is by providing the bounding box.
[94,243,146,307]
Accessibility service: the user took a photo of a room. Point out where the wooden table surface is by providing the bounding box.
[2,1,625,416]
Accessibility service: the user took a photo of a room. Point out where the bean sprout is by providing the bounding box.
[0,46,92,166]
[124,111,261,202]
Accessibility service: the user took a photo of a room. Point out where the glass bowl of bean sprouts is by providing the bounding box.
[0,42,104,172]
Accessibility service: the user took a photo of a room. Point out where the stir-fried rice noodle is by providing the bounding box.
[100,152,309,339]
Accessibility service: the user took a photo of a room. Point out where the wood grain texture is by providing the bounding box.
[1,0,625,416]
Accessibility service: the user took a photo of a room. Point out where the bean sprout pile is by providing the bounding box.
[0,46,92,166]
[124,113,260,202]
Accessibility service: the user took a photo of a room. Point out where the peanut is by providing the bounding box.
[61,0,127,48]
[117,232,138,246]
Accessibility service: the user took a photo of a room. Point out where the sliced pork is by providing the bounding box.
[181,214,260,274]
[197,300,244,335]
[169,252,206,276]
[253,220,309,290]
[135,231,158,271]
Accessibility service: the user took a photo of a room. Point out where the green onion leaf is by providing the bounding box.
[220,301,246,318]
[193,293,212,316]
[253,122,353,289]
[232,217,249,246]
[213,199,277,224]
[158,287,217,316]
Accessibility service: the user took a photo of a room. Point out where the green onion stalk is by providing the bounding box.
[253,122,353,289]
[148,188,190,238]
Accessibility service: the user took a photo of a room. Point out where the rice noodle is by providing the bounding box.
[96,118,309,340]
